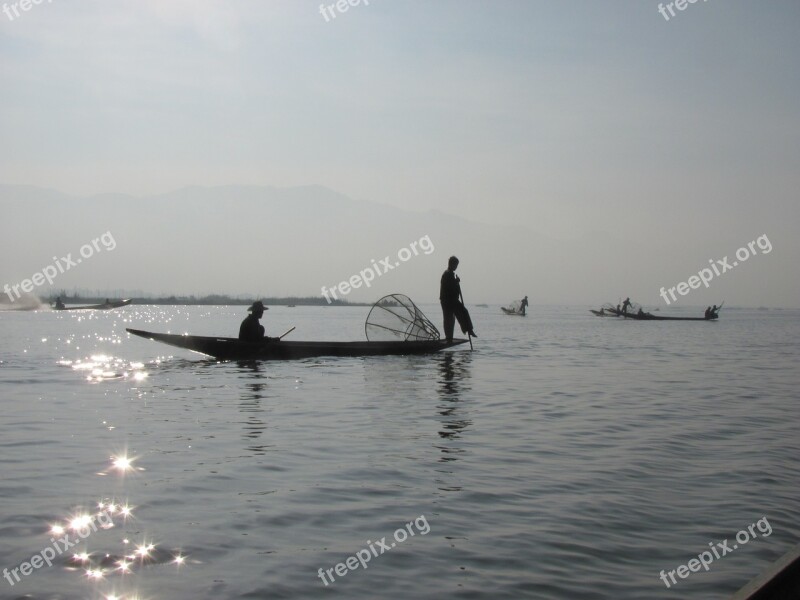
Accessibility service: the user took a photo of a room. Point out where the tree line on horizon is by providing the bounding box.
[49,293,361,306]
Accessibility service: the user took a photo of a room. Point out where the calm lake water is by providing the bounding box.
[1,304,798,600]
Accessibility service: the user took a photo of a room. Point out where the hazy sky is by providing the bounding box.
[1,1,798,305]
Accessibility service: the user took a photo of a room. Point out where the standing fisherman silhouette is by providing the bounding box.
[439,256,476,342]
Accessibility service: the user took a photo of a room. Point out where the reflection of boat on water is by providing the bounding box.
[127,294,470,361]
[54,299,132,311]
[434,352,473,471]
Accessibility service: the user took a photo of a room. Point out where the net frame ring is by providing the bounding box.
[365,294,440,341]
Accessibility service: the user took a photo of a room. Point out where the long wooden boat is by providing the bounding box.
[730,542,800,599]
[55,299,132,311]
[126,328,469,360]
[620,311,717,321]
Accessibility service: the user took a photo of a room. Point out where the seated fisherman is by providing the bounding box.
[239,301,279,342]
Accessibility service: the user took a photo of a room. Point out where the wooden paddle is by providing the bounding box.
[278,326,295,339]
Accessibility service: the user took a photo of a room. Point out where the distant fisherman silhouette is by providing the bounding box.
[520,296,529,316]
[440,256,476,342]
[239,301,277,342]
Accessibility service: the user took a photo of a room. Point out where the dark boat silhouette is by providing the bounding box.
[54,299,132,311]
[619,312,718,321]
[126,329,468,361]
[591,301,720,321]
[127,294,470,361]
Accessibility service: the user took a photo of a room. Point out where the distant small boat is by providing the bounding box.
[476,303,488,308]
[287,305,296,308]
[501,298,528,316]
[620,312,717,322]
[54,299,132,311]
[590,303,622,317]
[618,300,722,321]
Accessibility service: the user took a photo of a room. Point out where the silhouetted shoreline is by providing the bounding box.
[49,294,366,307]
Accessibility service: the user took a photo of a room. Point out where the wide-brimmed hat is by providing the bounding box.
[248,301,269,312]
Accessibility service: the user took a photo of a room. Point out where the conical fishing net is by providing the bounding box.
[365,294,440,341]
[505,299,523,313]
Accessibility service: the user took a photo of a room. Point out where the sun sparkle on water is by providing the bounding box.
[69,514,93,530]
[111,455,134,472]
[116,559,132,574]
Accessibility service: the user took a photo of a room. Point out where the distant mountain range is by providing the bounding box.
[0,184,795,307]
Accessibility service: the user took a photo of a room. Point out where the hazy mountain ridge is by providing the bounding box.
[0,184,796,307]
